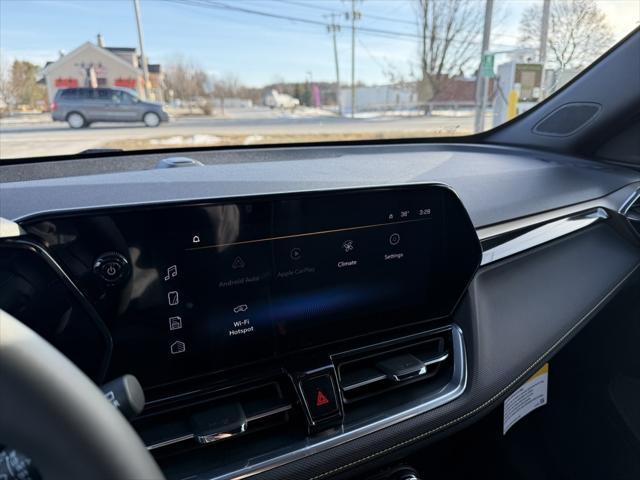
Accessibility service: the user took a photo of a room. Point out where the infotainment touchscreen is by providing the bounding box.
[27,185,481,387]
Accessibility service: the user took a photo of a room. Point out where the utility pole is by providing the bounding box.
[326,13,342,115]
[539,0,551,98]
[474,0,494,133]
[133,0,150,99]
[348,0,360,118]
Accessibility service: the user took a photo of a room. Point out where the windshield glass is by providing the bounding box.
[0,0,636,160]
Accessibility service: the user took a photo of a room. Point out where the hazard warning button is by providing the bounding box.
[300,373,340,423]
[316,390,330,406]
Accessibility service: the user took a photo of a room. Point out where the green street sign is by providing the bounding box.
[481,53,495,78]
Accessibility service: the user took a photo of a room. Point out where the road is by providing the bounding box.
[0,107,480,159]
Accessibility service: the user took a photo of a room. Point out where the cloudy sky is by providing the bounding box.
[1,0,638,86]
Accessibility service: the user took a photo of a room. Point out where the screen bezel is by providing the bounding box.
[21,183,482,389]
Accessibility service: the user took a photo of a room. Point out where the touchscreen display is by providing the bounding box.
[28,185,480,387]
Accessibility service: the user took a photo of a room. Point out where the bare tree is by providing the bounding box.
[7,60,47,109]
[212,73,240,115]
[163,55,209,110]
[0,59,11,113]
[414,0,485,103]
[519,0,613,71]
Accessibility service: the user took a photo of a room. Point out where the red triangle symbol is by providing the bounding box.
[316,390,330,406]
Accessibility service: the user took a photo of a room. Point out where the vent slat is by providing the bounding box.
[336,330,453,403]
[136,379,294,452]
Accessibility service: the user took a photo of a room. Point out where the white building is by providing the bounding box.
[339,85,417,114]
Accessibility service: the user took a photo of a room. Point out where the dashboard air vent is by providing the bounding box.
[335,329,453,404]
[134,377,295,453]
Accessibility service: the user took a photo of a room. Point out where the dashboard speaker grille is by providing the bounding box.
[533,103,601,136]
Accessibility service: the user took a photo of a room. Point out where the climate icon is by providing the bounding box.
[342,240,355,253]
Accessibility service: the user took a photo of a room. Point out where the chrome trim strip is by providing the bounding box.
[423,351,449,366]
[341,373,387,392]
[245,404,292,422]
[148,433,194,450]
[481,208,608,266]
[196,421,248,445]
[620,187,640,216]
[476,182,640,241]
[207,325,466,480]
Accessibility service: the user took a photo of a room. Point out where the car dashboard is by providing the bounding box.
[1,143,640,480]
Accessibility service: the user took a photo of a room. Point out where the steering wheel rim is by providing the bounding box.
[0,309,164,480]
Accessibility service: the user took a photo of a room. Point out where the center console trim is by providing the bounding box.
[207,324,466,480]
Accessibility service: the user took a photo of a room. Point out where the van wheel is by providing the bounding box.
[67,112,86,129]
[143,112,161,127]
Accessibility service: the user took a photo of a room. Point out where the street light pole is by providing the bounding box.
[474,0,494,134]
[349,0,360,118]
[539,0,551,97]
[326,13,342,115]
[133,0,150,99]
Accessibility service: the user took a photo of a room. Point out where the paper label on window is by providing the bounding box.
[503,363,548,434]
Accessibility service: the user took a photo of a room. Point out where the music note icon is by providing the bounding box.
[164,265,178,281]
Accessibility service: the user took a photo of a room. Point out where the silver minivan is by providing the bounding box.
[51,87,169,128]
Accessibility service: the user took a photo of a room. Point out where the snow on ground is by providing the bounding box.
[149,134,222,146]
[277,107,337,118]
[242,135,265,145]
[352,109,476,119]
[0,113,51,125]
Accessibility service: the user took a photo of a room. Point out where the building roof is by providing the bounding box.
[105,47,136,53]
[43,42,140,77]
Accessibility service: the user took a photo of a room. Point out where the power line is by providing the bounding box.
[161,0,516,48]
[163,0,421,39]
[357,37,388,72]
[275,0,417,26]
[274,0,338,13]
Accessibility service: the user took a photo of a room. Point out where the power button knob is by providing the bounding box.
[93,252,130,285]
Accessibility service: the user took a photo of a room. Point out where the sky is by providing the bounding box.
[1,0,638,87]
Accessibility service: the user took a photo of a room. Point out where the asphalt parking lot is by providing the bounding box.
[0,107,483,160]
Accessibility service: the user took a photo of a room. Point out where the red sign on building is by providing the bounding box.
[114,77,137,89]
[54,78,78,88]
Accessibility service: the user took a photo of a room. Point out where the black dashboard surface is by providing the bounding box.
[2,143,640,480]
[1,143,638,228]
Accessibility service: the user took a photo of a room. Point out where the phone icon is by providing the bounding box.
[168,291,179,306]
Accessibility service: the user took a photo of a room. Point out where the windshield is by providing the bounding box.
[0,0,636,160]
